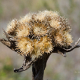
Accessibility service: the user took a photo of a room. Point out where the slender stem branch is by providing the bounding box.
[63,38,80,52]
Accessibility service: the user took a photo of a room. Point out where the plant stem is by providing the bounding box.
[32,54,50,80]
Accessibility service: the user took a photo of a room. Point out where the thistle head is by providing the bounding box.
[6,19,18,36]
[6,10,73,59]
[16,23,31,38]
[16,37,33,56]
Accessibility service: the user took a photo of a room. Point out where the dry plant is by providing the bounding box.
[0,10,80,80]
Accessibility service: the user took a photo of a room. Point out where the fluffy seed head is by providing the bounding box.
[6,10,73,59]
[32,11,47,21]
[63,32,73,46]
[32,22,49,36]
[38,36,53,53]
[6,19,18,36]
[54,33,63,46]
[16,37,33,56]
[16,23,31,37]
[31,36,53,59]
[50,20,61,29]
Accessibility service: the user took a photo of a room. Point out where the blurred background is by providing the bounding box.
[0,0,80,80]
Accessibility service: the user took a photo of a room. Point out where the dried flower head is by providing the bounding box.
[6,19,18,36]
[32,22,49,36]
[16,23,31,37]
[6,10,73,59]
[16,37,33,56]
